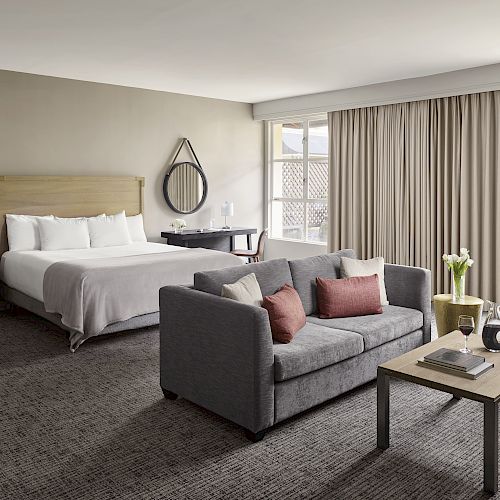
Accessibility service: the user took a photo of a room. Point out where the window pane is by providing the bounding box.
[273,161,303,199]
[308,160,328,200]
[273,122,303,159]
[271,201,304,240]
[306,202,328,243]
[308,119,328,157]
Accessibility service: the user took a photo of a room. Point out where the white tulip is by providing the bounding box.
[460,247,469,256]
[466,259,474,266]
[451,254,459,263]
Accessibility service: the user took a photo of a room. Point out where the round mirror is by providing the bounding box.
[163,162,208,214]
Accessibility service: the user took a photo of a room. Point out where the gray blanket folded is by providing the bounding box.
[43,248,241,351]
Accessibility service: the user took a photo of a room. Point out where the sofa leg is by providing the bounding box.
[162,388,178,400]
[245,429,266,442]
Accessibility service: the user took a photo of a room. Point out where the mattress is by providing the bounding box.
[0,242,188,303]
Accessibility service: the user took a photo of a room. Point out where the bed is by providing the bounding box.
[0,176,241,351]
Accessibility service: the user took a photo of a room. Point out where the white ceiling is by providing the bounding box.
[1,0,500,103]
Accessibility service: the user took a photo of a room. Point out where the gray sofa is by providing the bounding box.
[159,249,431,441]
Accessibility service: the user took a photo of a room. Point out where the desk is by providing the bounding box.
[160,227,257,253]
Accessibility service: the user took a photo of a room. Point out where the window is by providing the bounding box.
[267,116,328,244]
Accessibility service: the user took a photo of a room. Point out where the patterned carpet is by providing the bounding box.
[0,308,497,500]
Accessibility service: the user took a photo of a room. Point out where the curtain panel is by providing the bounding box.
[328,91,500,301]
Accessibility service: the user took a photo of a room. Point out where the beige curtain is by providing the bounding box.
[328,91,500,301]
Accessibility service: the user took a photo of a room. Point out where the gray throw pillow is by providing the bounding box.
[221,273,263,306]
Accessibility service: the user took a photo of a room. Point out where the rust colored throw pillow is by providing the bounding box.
[316,274,383,319]
[262,284,306,343]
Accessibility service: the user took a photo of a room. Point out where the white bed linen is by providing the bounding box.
[0,242,187,303]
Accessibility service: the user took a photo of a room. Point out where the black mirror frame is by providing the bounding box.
[162,161,208,215]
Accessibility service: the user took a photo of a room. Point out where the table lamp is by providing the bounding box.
[221,201,234,229]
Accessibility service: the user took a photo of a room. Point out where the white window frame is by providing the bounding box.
[265,114,328,245]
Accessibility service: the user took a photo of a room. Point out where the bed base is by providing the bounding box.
[0,281,159,343]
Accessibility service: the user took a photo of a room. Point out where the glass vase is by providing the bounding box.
[451,271,465,303]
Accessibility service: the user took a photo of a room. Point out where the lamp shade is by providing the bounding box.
[221,201,234,217]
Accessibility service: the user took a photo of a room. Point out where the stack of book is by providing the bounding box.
[417,348,494,379]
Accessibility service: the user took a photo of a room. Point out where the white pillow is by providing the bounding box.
[38,217,91,251]
[56,214,106,222]
[127,214,147,242]
[340,256,389,306]
[6,214,54,251]
[88,211,132,248]
[221,273,263,306]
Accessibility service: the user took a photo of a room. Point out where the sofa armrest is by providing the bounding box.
[384,264,432,344]
[160,285,274,433]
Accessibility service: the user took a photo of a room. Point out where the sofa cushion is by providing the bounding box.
[307,305,423,351]
[194,258,292,297]
[288,249,357,316]
[273,323,364,382]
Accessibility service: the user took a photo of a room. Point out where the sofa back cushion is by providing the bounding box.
[288,249,357,315]
[194,258,292,297]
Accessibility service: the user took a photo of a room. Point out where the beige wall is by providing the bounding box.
[0,70,264,246]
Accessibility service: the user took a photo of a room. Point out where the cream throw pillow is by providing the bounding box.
[340,256,389,306]
[221,273,263,306]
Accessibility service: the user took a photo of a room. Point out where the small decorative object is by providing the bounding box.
[221,201,234,229]
[458,314,475,354]
[442,248,474,303]
[482,301,500,352]
[171,218,187,234]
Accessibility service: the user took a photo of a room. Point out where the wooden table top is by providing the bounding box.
[379,331,500,403]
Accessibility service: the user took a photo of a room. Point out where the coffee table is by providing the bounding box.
[377,330,499,493]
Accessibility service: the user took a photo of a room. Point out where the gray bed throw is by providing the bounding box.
[43,249,241,351]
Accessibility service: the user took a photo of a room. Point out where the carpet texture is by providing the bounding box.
[0,308,498,500]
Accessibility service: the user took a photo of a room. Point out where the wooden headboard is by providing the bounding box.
[0,176,145,256]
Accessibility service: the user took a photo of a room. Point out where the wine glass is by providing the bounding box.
[458,315,475,354]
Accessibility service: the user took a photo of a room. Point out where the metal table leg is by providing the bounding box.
[484,400,498,493]
[377,368,390,450]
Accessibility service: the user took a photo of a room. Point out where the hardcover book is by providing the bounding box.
[417,358,494,380]
[423,348,485,372]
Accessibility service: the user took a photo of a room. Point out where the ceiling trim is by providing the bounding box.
[253,63,500,121]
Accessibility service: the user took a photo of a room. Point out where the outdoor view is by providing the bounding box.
[271,118,328,243]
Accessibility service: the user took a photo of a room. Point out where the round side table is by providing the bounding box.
[433,294,484,338]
